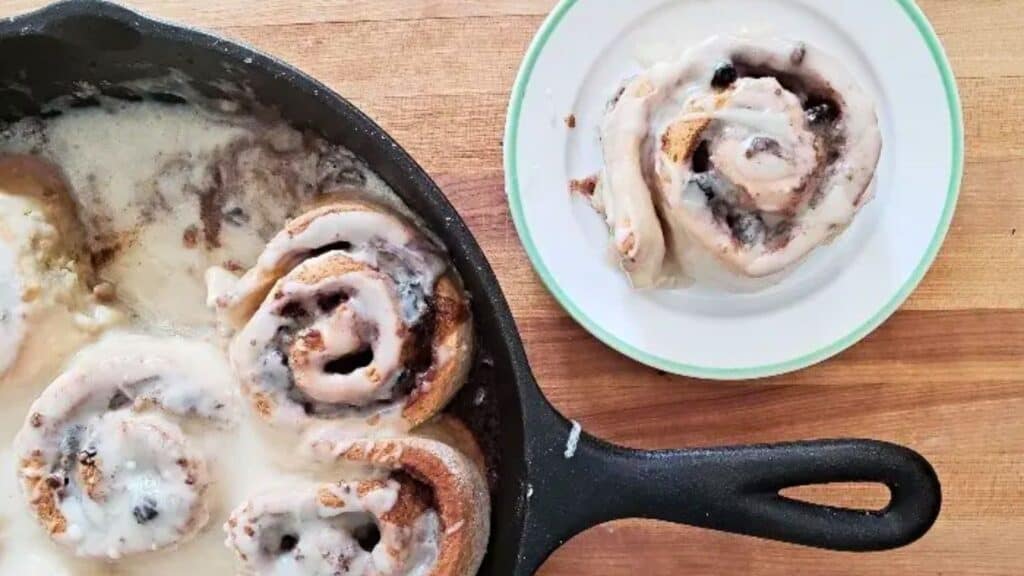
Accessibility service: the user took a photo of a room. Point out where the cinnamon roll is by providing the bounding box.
[594,36,882,288]
[414,415,487,479]
[214,202,473,436]
[0,155,115,380]
[225,437,489,576]
[13,334,237,559]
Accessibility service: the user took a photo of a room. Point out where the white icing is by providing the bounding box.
[230,256,406,431]
[0,95,478,574]
[564,420,582,459]
[597,82,669,288]
[223,203,468,444]
[286,272,405,405]
[213,208,446,331]
[204,266,240,310]
[225,479,440,576]
[403,513,441,576]
[0,170,105,380]
[472,388,486,407]
[301,405,412,456]
[0,226,25,374]
[13,333,238,559]
[712,80,816,210]
[0,102,255,330]
[0,99,401,332]
[597,35,882,288]
[57,411,204,560]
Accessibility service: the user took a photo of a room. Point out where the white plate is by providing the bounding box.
[504,0,963,379]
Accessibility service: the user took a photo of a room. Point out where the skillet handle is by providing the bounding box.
[605,438,942,550]
[518,420,941,574]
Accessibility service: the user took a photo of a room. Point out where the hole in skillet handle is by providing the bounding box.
[780,482,893,511]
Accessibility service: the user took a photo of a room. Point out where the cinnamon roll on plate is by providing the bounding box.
[594,36,881,289]
[505,0,961,376]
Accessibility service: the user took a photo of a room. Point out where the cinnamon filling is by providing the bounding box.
[680,62,849,248]
[269,291,444,419]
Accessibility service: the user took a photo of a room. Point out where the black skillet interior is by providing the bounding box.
[0,2,942,575]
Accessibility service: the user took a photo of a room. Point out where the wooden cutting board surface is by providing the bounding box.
[2,1,1021,574]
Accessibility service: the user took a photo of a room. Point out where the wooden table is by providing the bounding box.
[4,1,1021,574]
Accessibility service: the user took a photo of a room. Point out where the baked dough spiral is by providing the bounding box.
[215,202,473,437]
[13,334,236,560]
[225,437,489,576]
[594,36,882,288]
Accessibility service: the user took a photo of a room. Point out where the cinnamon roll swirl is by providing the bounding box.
[594,36,882,288]
[225,437,488,576]
[215,202,473,436]
[13,334,237,559]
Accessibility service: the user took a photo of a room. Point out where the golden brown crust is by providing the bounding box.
[223,277,279,329]
[402,274,474,427]
[379,475,434,527]
[234,200,472,432]
[284,200,381,237]
[661,117,711,164]
[659,91,733,166]
[356,478,389,498]
[317,486,346,509]
[569,176,598,198]
[0,154,94,282]
[217,202,384,328]
[227,199,422,327]
[289,255,370,285]
[20,451,68,536]
[341,437,489,576]
[415,415,487,479]
[249,390,275,419]
[77,458,105,501]
[30,485,68,536]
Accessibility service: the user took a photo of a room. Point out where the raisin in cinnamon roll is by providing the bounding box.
[225,437,489,576]
[14,334,236,559]
[595,36,882,288]
[213,202,473,437]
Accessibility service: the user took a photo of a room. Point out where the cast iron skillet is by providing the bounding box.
[0,1,942,574]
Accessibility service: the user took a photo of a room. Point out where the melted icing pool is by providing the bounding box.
[0,95,418,575]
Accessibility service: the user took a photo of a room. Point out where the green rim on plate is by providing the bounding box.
[503,0,964,380]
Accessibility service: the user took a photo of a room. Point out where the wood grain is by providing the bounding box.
[2,1,1021,575]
